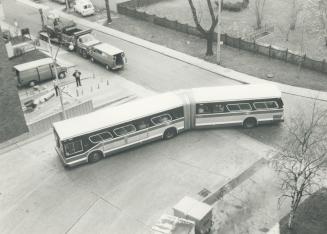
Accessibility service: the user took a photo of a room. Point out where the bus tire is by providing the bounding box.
[163,128,177,140]
[243,117,257,129]
[58,72,66,79]
[88,151,103,163]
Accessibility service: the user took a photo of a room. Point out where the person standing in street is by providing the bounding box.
[53,79,60,96]
[73,69,82,87]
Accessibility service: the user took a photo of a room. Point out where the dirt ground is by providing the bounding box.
[138,0,327,60]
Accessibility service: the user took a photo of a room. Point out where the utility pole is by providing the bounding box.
[65,0,69,11]
[216,0,222,64]
[38,8,66,119]
[105,0,112,24]
[47,36,67,120]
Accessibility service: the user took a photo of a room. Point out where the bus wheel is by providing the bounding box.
[243,117,257,129]
[164,128,177,140]
[88,151,103,163]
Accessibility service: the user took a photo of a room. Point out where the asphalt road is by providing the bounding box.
[2,1,327,233]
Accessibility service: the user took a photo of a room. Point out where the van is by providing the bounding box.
[13,58,67,87]
[73,0,95,17]
[89,43,127,70]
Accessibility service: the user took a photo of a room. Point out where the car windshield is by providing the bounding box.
[80,34,95,43]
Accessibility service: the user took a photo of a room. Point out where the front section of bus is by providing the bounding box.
[53,127,89,167]
[53,128,66,165]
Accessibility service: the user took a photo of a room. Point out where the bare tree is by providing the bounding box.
[254,0,266,29]
[105,0,112,24]
[318,0,327,46]
[187,0,219,56]
[289,0,303,30]
[272,102,327,229]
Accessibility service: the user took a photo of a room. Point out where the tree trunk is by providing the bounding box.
[206,32,214,56]
[288,209,295,229]
[105,0,112,24]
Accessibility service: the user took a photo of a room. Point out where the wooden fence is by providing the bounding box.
[117,0,327,74]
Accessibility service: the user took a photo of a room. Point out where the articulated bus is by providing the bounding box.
[53,84,284,167]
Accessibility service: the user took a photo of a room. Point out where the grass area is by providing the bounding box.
[107,13,327,91]
[279,187,327,234]
[139,0,327,60]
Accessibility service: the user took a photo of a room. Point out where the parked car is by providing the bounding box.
[13,58,67,87]
[89,43,127,70]
[73,0,95,16]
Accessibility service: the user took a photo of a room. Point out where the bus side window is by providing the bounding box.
[212,104,225,113]
[226,104,241,112]
[266,101,278,109]
[135,119,149,130]
[151,114,172,125]
[254,102,267,110]
[197,104,211,114]
[239,103,252,111]
[114,124,136,136]
[171,108,184,119]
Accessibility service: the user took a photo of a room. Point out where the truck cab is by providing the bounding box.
[76,34,101,57]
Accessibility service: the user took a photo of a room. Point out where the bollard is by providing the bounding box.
[76,89,79,97]
[98,83,100,89]
[93,73,95,79]
[107,80,109,86]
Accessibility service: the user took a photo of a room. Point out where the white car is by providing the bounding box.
[74,0,95,16]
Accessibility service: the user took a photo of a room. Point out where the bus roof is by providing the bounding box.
[13,58,53,72]
[93,43,123,55]
[53,92,183,140]
[191,84,282,103]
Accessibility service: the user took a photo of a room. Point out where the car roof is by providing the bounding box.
[93,43,123,55]
[13,58,53,71]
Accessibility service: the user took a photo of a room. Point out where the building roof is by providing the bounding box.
[191,84,282,103]
[93,42,123,55]
[152,215,195,234]
[13,58,53,71]
[173,196,212,221]
[53,92,183,140]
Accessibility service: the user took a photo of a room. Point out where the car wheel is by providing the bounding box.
[243,117,257,129]
[81,49,88,58]
[90,57,95,63]
[88,151,103,163]
[105,65,111,70]
[58,72,66,79]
